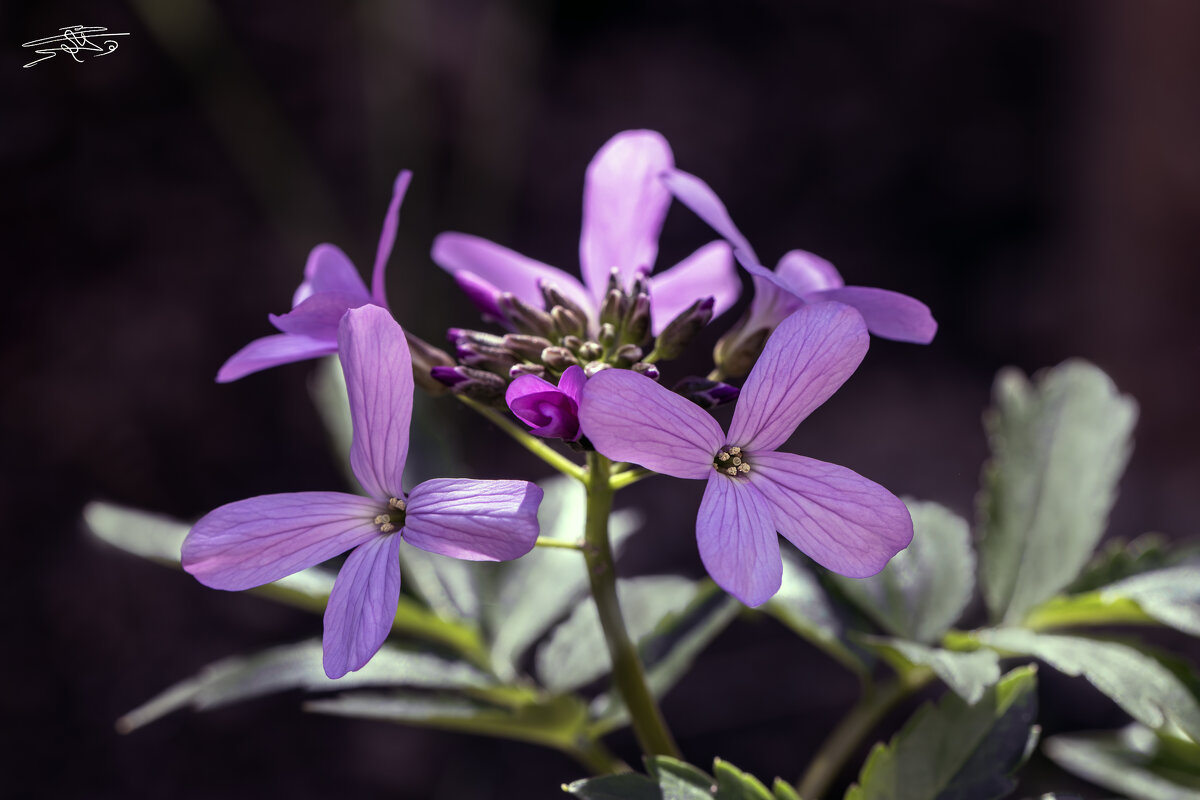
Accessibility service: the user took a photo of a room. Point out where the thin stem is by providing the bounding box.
[535,536,584,551]
[796,668,934,799]
[457,395,585,482]
[567,738,629,776]
[609,466,655,491]
[582,451,681,759]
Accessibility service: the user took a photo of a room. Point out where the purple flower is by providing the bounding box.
[578,303,913,606]
[217,171,412,382]
[184,305,543,677]
[506,365,587,441]
[432,131,740,336]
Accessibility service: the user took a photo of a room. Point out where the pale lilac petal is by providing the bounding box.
[293,244,369,307]
[322,532,402,678]
[696,473,782,607]
[661,168,761,269]
[579,369,723,478]
[216,333,335,383]
[750,451,913,577]
[182,492,383,590]
[506,374,581,440]
[579,130,673,294]
[453,270,505,320]
[269,291,371,338]
[728,304,869,452]
[404,479,542,561]
[773,250,844,295]
[432,233,594,318]
[807,286,937,344]
[370,170,412,307]
[557,365,587,405]
[339,306,413,502]
[647,240,739,335]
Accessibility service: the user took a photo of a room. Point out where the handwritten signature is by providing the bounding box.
[22,25,130,68]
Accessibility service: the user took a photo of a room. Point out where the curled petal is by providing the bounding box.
[728,304,868,452]
[648,240,739,335]
[751,451,913,578]
[661,168,761,269]
[774,250,844,295]
[807,286,937,344]
[404,479,542,561]
[371,170,412,307]
[696,473,782,607]
[322,532,402,678]
[557,364,587,405]
[182,492,383,590]
[216,332,335,383]
[269,291,371,338]
[339,306,413,502]
[453,270,505,320]
[506,374,582,440]
[294,244,369,307]
[580,130,673,294]
[579,369,723,479]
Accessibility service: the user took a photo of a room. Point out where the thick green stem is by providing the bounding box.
[582,452,681,759]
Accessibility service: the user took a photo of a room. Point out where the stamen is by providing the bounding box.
[725,466,737,476]
[387,497,406,511]
[713,445,751,477]
[379,522,396,534]
[373,514,390,526]
[717,452,730,462]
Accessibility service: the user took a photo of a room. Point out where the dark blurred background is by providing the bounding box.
[4,1,1199,797]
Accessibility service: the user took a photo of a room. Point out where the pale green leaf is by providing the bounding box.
[308,355,354,481]
[863,637,1001,705]
[772,778,803,800]
[1101,566,1200,637]
[1044,724,1200,800]
[713,758,774,800]
[563,774,663,799]
[647,757,718,800]
[1069,534,1173,593]
[398,546,481,622]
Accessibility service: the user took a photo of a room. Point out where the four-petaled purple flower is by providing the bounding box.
[579,303,913,606]
[217,171,412,382]
[432,130,740,336]
[506,365,587,442]
[184,305,543,677]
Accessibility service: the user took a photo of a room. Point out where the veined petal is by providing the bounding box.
[661,168,761,269]
[269,291,371,338]
[647,240,739,335]
[579,130,673,295]
[294,244,369,307]
[404,479,542,561]
[432,233,593,318]
[579,369,723,478]
[807,286,937,344]
[182,492,383,591]
[696,473,782,607]
[728,304,868,452]
[557,365,587,405]
[751,451,913,577]
[370,170,412,307]
[339,306,413,502]
[322,532,402,678]
[774,250,844,295]
[216,333,335,383]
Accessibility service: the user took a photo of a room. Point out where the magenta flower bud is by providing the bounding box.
[505,365,587,442]
[672,376,740,409]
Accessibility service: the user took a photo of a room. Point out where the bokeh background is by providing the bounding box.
[5,1,1199,797]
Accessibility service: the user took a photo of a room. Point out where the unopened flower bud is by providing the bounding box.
[578,341,603,361]
[561,335,584,352]
[613,343,643,367]
[672,376,739,409]
[653,297,715,361]
[509,363,546,378]
[632,362,660,380]
[598,322,617,350]
[539,280,589,324]
[499,293,556,339]
[600,288,626,328]
[502,333,554,360]
[551,306,586,339]
[713,323,771,380]
[621,294,652,346]
[583,361,611,377]
[405,331,457,396]
[542,346,579,371]
[430,365,507,405]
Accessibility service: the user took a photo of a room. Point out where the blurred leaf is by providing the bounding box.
[1069,534,1174,593]
[835,500,974,643]
[976,628,1200,741]
[713,758,774,800]
[846,665,1039,800]
[398,546,482,623]
[648,757,718,800]
[564,773,662,799]
[772,778,802,800]
[1101,566,1200,637]
[117,639,493,733]
[1044,724,1200,799]
[567,758,787,800]
[977,360,1137,624]
[308,356,354,481]
[1022,592,1155,631]
[862,637,1001,705]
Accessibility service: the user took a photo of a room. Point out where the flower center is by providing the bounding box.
[373,496,407,534]
[713,445,751,477]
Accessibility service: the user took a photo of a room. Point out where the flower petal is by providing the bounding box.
[453,270,505,320]
[807,286,937,344]
[661,168,761,269]
[269,291,371,338]
[339,306,413,501]
[557,365,587,405]
[182,492,383,590]
[293,244,369,307]
[579,369,724,479]
[370,170,412,307]
[647,240,739,335]
[216,332,336,383]
[696,473,782,606]
[404,479,542,561]
[432,233,593,317]
[506,374,581,440]
[751,451,913,577]
[579,130,673,294]
[727,303,868,452]
[322,532,402,678]
[773,250,844,295]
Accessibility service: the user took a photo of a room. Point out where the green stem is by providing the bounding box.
[535,536,584,551]
[796,668,933,799]
[567,738,630,775]
[458,396,585,482]
[609,466,655,491]
[582,451,681,758]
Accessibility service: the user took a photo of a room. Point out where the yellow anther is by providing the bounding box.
[373,514,390,526]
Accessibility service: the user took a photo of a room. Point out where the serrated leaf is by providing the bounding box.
[564,773,663,800]
[976,628,1200,741]
[647,756,718,800]
[835,500,974,643]
[714,758,774,800]
[862,637,1001,704]
[1044,725,1200,799]
[977,360,1137,624]
[845,665,1040,800]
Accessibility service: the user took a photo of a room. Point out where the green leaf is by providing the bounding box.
[116,639,494,732]
[862,637,1001,704]
[563,774,663,800]
[834,500,974,643]
[713,758,774,800]
[845,665,1040,800]
[772,778,803,800]
[975,628,1200,741]
[646,757,718,800]
[308,356,355,483]
[1101,566,1200,637]
[397,546,482,623]
[1069,534,1174,593]
[976,360,1137,624]
[1044,724,1200,799]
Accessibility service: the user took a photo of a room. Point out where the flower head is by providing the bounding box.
[506,365,587,441]
[578,303,913,606]
[184,305,542,677]
[217,171,412,382]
